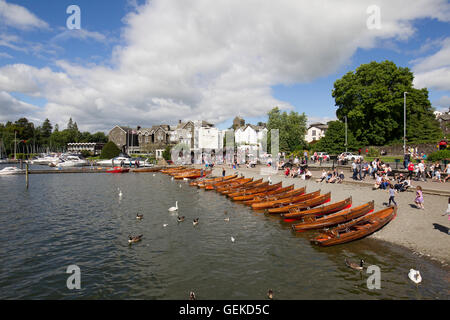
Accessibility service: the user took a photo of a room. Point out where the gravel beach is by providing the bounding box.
[205,165,450,266]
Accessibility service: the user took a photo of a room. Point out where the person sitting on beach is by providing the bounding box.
[327,171,337,183]
[336,171,345,184]
[373,173,383,189]
[304,169,312,180]
[316,169,327,183]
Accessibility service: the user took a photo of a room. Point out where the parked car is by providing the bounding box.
[339,152,363,161]
[311,152,329,161]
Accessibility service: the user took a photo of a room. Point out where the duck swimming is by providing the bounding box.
[193,218,199,226]
[267,289,273,300]
[345,258,364,271]
[136,213,143,220]
[128,235,143,244]
[177,216,185,222]
[189,291,196,300]
[224,217,230,222]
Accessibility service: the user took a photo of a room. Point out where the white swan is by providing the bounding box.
[168,201,178,212]
[408,269,422,284]
[231,236,235,243]
[163,224,168,227]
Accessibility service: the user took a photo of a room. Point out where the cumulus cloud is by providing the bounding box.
[0,0,48,30]
[1,0,450,131]
[0,91,40,121]
[413,37,450,91]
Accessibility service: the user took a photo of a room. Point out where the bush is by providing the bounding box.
[100,141,121,159]
[427,149,450,162]
[367,147,380,158]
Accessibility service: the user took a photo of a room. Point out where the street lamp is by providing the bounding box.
[404,92,408,155]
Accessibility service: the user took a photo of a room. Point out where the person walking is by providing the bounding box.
[388,184,397,206]
[222,168,226,177]
[414,186,424,209]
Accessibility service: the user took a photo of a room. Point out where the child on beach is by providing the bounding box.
[414,186,424,209]
[388,184,397,207]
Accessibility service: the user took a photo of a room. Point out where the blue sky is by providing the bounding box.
[0,0,449,132]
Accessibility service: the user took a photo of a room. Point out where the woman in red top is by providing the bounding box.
[407,162,415,180]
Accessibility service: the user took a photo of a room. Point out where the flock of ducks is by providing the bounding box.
[120,176,423,299]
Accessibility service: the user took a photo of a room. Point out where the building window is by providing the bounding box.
[312,130,316,136]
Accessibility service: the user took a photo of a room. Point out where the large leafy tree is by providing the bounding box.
[333,61,442,145]
[311,121,359,154]
[267,107,307,153]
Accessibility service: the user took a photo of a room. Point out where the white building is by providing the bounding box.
[305,123,328,143]
[234,124,267,163]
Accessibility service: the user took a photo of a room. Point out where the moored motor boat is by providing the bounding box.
[291,200,373,231]
[283,197,353,222]
[106,166,130,173]
[0,167,25,175]
[310,206,397,247]
[267,192,331,214]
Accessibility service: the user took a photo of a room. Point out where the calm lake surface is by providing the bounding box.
[0,164,449,300]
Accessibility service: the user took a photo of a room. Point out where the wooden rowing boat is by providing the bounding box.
[131,167,161,172]
[310,206,397,246]
[283,197,352,222]
[251,189,317,210]
[220,180,266,195]
[231,182,283,201]
[193,175,237,187]
[205,176,246,190]
[291,200,373,232]
[226,181,270,197]
[160,166,185,173]
[215,178,258,193]
[243,187,306,206]
[267,192,331,214]
[292,201,374,232]
[174,170,212,179]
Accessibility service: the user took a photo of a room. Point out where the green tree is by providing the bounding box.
[162,145,172,160]
[267,107,307,153]
[100,141,121,159]
[333,60,442,145]
[41,118,52,138]
[311,121,359,154]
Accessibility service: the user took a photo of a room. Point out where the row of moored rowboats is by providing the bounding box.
[160,167,397,247]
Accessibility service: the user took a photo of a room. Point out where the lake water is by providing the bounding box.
[0,164,449,299]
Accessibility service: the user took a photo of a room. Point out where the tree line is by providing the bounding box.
[0,117,108,157]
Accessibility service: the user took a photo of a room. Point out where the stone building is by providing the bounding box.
[108,125,139,154]
[437,109,450,137]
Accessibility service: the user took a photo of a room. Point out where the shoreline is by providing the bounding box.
[199,164,450,267]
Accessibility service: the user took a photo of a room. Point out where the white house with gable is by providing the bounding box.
[305,123,328,143]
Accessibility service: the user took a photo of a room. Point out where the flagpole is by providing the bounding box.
[14,131,17,160]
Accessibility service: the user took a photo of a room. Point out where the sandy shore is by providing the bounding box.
[201,165,450,266]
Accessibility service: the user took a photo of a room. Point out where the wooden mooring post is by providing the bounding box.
[26,162,29,189]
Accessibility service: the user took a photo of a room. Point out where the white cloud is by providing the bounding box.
[413,37,450,91]
[0,0,450,132]
[0,0,48,30]
[434,95,450,109]
[0,91,40,121]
